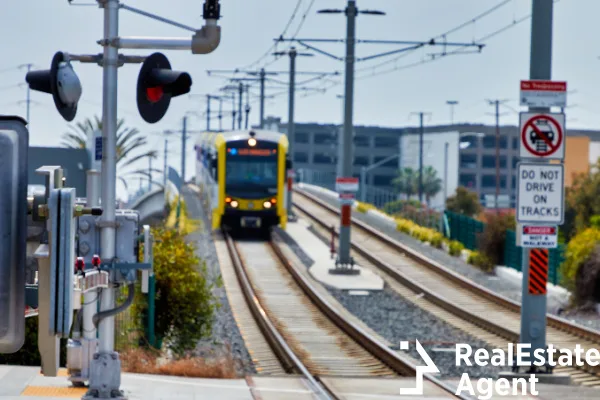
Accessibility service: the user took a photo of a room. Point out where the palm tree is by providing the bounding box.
[422,166,442,205]
[61,115,159,191]
[392,167,418,199]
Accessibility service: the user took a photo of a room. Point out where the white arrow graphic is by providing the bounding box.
[399,340,440,396]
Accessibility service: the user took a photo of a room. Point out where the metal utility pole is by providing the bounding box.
[519,0,554,371]
[206,95,211,131]
[273,47,314,218]
[176,116,187,224]
[238,82,243,129]
[244,85,251,129]
[259,68,266,128]
[486,98,509,211]
[231,92,236,130]
[98,0,119,378]
[163,139,168,189]
[148,155,152,191]
[410,111,431,204]
[337,0,358,268]
[18,63,33,126]
[446,100,458,125]
[218,97,223,131]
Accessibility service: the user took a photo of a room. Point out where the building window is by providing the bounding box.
[354,156,369,166]
[482,135,507,149]
[460,153,477,169]
[313,153,336,164]
[294,152,308,163]
[460,136,479,149]
[459,173,477,188]
[295,132,309,144]
[373,175,394,186]
[374,156,398,168]
[314,133,336,145]
[512,137,518,150]
[482,155,507,169]
[374,136,397,148]
[481,175,507,189]
[354,135,370,146]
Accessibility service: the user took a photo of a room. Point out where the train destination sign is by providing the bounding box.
[516,163,564,224]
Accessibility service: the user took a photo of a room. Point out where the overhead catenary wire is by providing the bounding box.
[238,0,306,70]
[355,0,514,74]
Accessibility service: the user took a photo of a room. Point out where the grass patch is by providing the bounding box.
[120,348,238,379]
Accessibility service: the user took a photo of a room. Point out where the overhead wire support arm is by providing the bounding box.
[103,1,221,54]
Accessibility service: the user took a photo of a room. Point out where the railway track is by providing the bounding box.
[293,187,600,387]
[215,229,466,399]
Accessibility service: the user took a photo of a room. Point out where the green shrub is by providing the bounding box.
[590,215,600,229]
[560,227,600,291]
[134,226,218,356]
[477,213,515,266]
[382,199,421,215]
[467,251,495,273]
[430,233,443,249]
[448,240,464,257]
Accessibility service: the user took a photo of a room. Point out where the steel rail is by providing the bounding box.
[269,232,468,399]
[295,188,600,344]
[293,188,600,380]
[223,231,338,400]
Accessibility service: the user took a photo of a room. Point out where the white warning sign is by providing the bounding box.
[517,225,558,248]
[516,163,564,224]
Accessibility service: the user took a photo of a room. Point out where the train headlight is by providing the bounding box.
[248,138,257,147]
[263,201,272,209]
[230,200,239,208]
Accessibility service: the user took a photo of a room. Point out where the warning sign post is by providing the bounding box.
[517,163,564,224]
[519,112,565,160]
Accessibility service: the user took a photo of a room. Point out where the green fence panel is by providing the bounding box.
[444,211,484,251]
[504,229,523,272]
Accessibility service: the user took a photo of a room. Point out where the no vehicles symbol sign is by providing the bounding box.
[519,112,565,160]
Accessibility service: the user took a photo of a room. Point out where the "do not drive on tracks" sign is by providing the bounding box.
[516,163,564,225]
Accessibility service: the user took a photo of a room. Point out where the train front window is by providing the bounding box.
[225,152,279,199]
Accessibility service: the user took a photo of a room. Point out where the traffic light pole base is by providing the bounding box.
[329,257,361,275]
[82,352,126,399]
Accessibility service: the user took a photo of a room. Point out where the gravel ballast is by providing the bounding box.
[183,187,256,376]
[275,227,506,379]
[299,187,600,332]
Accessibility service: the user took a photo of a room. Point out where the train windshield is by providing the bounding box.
[226,152,279,199]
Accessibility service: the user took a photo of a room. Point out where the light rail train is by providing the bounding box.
[195,129,290,234]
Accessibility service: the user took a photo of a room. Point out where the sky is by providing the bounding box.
[0,0,597,200]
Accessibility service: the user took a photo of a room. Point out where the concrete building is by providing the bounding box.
[28,146,90,197]
[262,117,600,208]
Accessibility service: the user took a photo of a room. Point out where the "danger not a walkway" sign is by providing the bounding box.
[516,163,564,225]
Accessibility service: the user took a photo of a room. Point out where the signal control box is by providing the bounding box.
[76,210,140,267]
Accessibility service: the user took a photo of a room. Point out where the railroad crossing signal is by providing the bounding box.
[25,52,82,122]
[136,52,192,123]
[0,116,29,354]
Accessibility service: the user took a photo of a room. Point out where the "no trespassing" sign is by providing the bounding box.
[517,163,564,225]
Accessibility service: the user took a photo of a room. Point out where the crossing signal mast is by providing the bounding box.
[21,1,222,399]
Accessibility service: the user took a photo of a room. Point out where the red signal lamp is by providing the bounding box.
[146,86,164,103]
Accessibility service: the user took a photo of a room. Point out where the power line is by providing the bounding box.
[239,0,306,70]
[352,0,562,82]
[355,0,514,74]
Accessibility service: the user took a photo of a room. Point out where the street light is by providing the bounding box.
[360,153,399,203]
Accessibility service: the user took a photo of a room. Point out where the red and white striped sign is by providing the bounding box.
[336,177,359,193]
[520,80,567,108]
